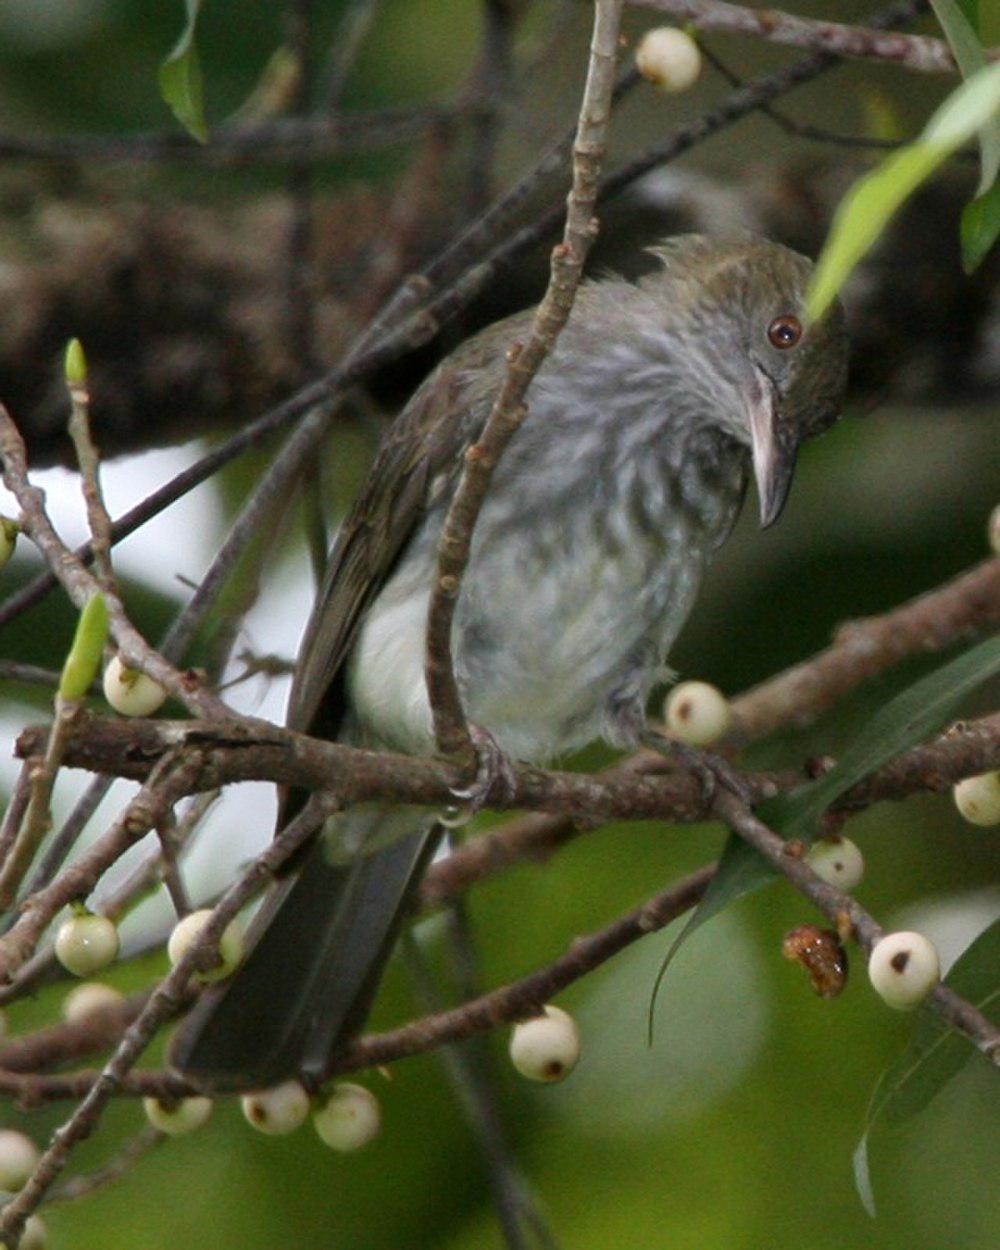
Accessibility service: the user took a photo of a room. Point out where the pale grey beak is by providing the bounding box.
[746,365,797,528]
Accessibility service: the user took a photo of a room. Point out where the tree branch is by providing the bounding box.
[634,0,984,74]
[711,788,1000,1063]
[425,0,625,764]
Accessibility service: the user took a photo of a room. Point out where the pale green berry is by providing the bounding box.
[0,517,17,571]
[953,771,1000,827]
[0,1130,40,1190]
[804,835,865,890]
[868,931,940,1010]
[509,1005,581,1083]
[664,680,731,746]
[167,909,243,983]
[313,1083,381,1152]
[103,655,167,717]
[63,981,126,1023]
[143,1095,213,1135]
[241,1081,310,1135]
[636,27,702,93]
[20,1215,47,1250]
[54,913,119,976]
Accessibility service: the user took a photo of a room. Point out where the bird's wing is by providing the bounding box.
[287,343,496,740]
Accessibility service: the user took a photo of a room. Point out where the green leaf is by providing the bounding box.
[647,633,1000,1038]
[873,917,1000,1127]
[159,0,208,143]
[930,1,999,193]
[765,632,1000,842]
[956,0,979,33]
[807,62,1000,321]
[59,593,109,700]
[853,917,1000,1212]
[961,179,1000,270]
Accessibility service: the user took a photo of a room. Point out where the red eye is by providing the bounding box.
[767,315,802,349]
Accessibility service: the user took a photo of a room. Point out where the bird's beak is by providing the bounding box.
[745,365,797,528]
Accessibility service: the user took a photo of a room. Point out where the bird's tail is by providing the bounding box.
[169,811,438,1093]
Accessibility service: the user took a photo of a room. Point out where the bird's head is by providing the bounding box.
[643,234,849,526]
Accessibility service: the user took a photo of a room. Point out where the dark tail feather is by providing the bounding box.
[169,818,438,1093]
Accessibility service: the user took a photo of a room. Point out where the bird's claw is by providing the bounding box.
[448,724,518,812]
[641,729,756,807]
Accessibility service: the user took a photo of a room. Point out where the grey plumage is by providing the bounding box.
[170,235,848,1091]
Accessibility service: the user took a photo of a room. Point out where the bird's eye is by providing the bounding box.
[767,314,802,349]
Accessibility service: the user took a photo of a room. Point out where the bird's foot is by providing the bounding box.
[448,723,518,814]
[640,727,756,808]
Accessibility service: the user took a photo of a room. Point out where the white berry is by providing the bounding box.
[167,909,243,982]
[103,655,167,717]
[988,503,1000,555]
[0,1130,40,1190]
[868,931,940,1010]
[241,1081,310,1135]
[63,981,126,1023]
[664,680,731,746]
[805,835,865,890]
[20,1216,47,1250]
[313,1083,381,1152]
[143,1095,213,1135]
[636,27,702,94]
[953,771,1000,827]
[0,517,17,571]
[509,1005,581,1083]
[54,912,119,976]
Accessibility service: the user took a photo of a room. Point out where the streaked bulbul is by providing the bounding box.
[171,234,849,1091]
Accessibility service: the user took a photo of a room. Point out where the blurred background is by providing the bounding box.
[0,2,997,1247]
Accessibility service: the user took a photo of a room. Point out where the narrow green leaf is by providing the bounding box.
[930,0,998,192]
[647,634,1000,1037]
[870,917,1000,1129]
[956,0,979,33]
[159,0,208,143]
[808,62,1000,321]
[646,832,774,1042]
[960,180,1000,270]
[853,917,1000,1211]
[767,632,1000,842]
[59,593,109,700]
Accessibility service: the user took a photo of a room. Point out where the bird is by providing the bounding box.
[170,233,849,1092]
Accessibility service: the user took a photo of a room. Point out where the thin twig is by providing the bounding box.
[425,0,626,765]
[403,920,557,1250]
[0,863,715,1103]
[0,753,195,993]
[699,42,909,152]
[0,767,34,888]
[0,406,229,721]
[66,359,115,592]
[21,776,112,903]
[0,698,82,908]
[0,105,470,165]
[727,558,1000,744]
[634,0,970,74]
[47,1128,163,1205]
[0,793,335,1243]
[711,788,1000,1063]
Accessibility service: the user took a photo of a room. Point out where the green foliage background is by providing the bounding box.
[0,3,997,1248]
